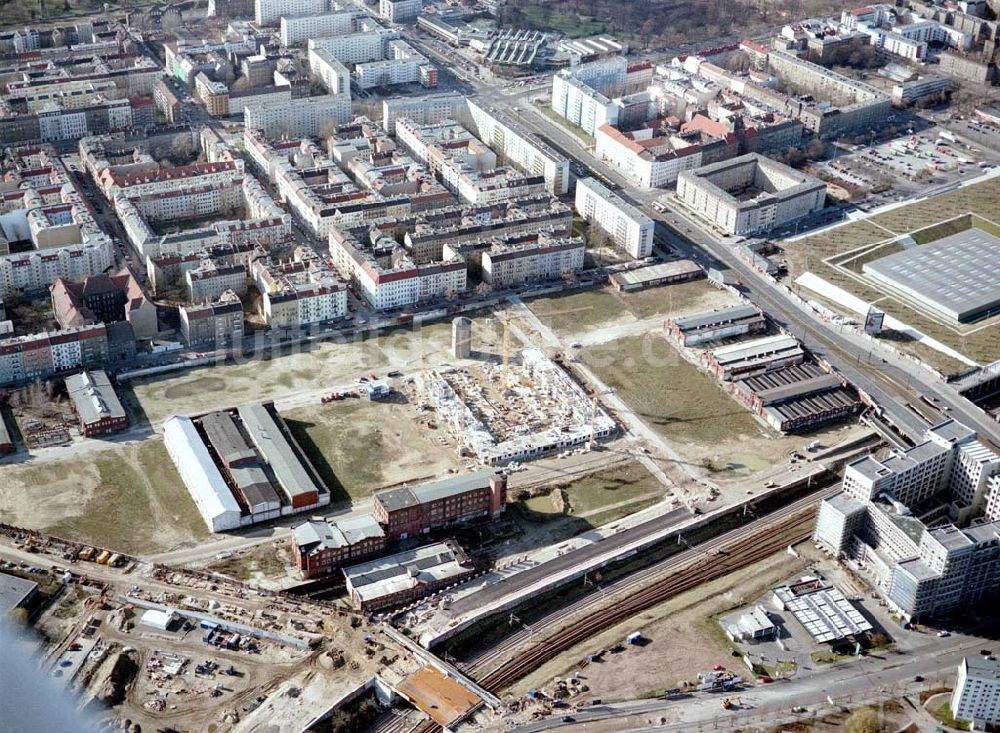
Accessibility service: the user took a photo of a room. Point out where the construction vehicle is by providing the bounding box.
[721,698,733,710]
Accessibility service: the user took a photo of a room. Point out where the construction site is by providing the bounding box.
[418,347,616,467]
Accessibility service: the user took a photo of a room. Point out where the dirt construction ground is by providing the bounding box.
[0,439,210,555]
[282,387,465,502]
[512,547,813,703]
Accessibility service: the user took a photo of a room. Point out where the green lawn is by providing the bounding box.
[930,701,970,731]
[537,104,596,145]
[527,287,631,335]
[581,334,763,446]
[564,461,663,515]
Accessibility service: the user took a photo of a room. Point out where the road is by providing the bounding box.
[512,633,985,732]
[477,92,1000,449]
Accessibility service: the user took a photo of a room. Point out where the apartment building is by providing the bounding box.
[243,94,351,138]
[465,99,570,196]
[186,260,248,302]
[814,420,1000,621]
[280,11,361,46]
[308,27,399,64]
[178,291,245,348]
[252,245,347,328]
[255,0,326,25]
[952,656,1000,727]
[308,47,351,94]
[481,232,585,288]
[551,57,628,136]
[0,324,112,387]
[379,0,421,22]
[355,40,436,89]
[595,124,704,188]
[575,177,654,259]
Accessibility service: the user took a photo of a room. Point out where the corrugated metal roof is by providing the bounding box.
[164,416,241,522]
[238,403,318,501]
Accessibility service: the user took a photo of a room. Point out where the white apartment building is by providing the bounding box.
[308,47,351,94]
[186,261,248,302]
[594,124,703,188]
[575,177,654,259]
[551,75,619,136]
[255,0,326,26]
[280,11,360,46]
[355,40,433,89]
[382,92,463,133]
[253,246,347,328]
[379,0,421,22]
[466,99,570,196]
[0,239,115,296]
[308,28,398,64]
[244,94,351,138]
[952,656,1000,727]
[481,234,585,288]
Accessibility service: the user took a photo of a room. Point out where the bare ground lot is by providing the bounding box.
[127,315,522,425]
[509,461,667,545]
[282,391,465,502]
[527,281,742,337]
[513,548,812,701]
[780,178,1000,368]
[0,440,210,555]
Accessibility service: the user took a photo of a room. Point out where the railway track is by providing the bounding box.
[383,491,825,733]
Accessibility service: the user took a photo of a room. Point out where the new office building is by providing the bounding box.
[814,420,1000,621]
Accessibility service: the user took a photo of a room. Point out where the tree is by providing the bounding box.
[846,707,881,733]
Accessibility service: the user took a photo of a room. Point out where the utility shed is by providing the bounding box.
[237,403,321,509]
[164,415,242,532]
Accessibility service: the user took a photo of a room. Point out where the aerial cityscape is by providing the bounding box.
[0,0,998,729]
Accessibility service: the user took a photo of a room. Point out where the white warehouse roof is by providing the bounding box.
[163,416,242,532]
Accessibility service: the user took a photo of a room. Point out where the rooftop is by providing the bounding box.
[0,571,37,612]
[863,228,1000,323]
[65,370,126,426]
[343,541,471,603]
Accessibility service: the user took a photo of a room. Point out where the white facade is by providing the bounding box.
[280,11,360,46]
[594,125,703,188]
[481,236,585,288]
[575,177,654,259]
[952,656,1000,726]
[379,0,421,22]
[466,99,570,196]
[0,239,115,297]
[309,29,397,64]
[164,416,242,532]
[244,94,351,138]
[308,47,351,94]
[255,0,326,26]
[551,74,618,136]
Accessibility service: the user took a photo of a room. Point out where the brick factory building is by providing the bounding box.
[372,470,507,539]
[65,370,128,437]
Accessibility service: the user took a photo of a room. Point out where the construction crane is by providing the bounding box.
[491,305,591,387]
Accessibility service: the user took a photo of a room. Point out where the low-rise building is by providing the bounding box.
[610,260,704,292]
[65,369,128,436]
[344,541,474,611]
[292,516,386,578]
[702,334,804,381]
[664,305,767,346]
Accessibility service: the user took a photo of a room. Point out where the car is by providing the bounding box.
[937,630,951,637]
[913,675,924,682]
[561,716,575,723]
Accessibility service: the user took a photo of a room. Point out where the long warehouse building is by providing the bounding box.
[164,415,243,532]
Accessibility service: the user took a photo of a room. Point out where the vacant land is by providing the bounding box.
[582,333,764,448]
[782,178,1000,368]
[514,548,811,701]
[563,461,665,517]
[282,395,464,502]
[128,319,499,423]
[0,440,210,555]
[527,280,741,338]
